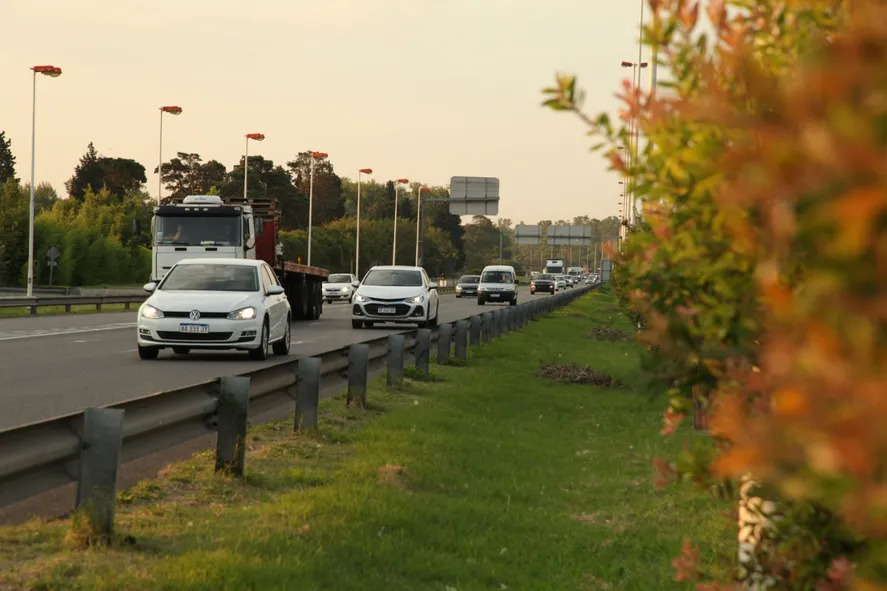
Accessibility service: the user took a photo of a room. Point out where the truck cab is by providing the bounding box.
[150,195,257,282]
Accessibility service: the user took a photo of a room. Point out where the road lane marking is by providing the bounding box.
[0,323,136,342]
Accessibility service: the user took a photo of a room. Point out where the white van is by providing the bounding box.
[477,265,517,306]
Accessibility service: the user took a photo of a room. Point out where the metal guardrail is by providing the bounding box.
[0,295,147,313]
[0,285,593,521]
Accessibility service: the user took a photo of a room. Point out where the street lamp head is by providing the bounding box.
[160,106,183,115]
[396,178,409,184]
[620,61,633,67]
[312,151,328,159]
[246,133,265,141]
[419,187,431,193]
[640,62,649,68]
[359,168,373,174]
[33,65,62,77]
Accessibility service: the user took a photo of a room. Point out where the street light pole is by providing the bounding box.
[356,168,373,278]
[27,65,62,298]
[243,133,265,201]
[415,186,430,266]
[392,178,408,265]
[308,151,328,267]
[158,105,182,204]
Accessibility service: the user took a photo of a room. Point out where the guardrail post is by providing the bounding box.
[347,344,369,408]
[76,407,125,544]
[469,315,481,346]
[483,313,493,343]
[215,375,250,475]
[498,309,507,334]
[295,357,321,431]
[29,304,37,315]
[490,311,500,338]
[387,334,404,387]
[455,320,468,360]
[96,299,102,312]
[415,328,430,375]
[437,323,451,364]
[65,303,72,313]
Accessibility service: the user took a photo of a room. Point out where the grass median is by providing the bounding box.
[0,288,734,590]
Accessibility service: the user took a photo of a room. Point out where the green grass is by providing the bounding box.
[0,303,135,318]
[0,290,735,590]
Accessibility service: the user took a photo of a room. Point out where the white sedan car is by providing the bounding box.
[137,258,291,360]
[322,273,358,303]
[351,265,440,329]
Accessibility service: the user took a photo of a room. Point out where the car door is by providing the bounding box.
[260,265,285,339]
[423,269,438,318]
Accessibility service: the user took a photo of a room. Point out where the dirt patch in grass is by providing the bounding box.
[377,464,409,490]
[586,326,631,342]
[537,363,625,388]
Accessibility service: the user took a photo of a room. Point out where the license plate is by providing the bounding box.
[490,293,499,298]
[377,307,397,314]
[179,323,209,333]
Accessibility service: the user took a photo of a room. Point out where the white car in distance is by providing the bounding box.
[137,258,291,361]
[322,273,358,303]
[351,265,440,329]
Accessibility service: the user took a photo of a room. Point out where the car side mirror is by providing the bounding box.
[428,281,438,290]
[245,237,256,249]
[267,285,285,295]
[351,280,360,288]
[143,282,157,293]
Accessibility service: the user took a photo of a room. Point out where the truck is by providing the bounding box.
[544,259,565,276]
[150,194,328,320]
[567,266,584,282]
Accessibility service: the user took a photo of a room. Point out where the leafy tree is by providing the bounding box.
[65,142,102,201]
[66,142,147,202]
[0,131,16,183]
[286,151,344,227]
[0,179,27,285]
[157,152,227,201]
[222,155,303,229]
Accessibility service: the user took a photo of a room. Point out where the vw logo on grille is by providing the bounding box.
[189,310,201,320]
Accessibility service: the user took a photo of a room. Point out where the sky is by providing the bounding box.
[1,0,652,225]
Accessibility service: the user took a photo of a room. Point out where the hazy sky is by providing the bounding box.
[1,0,649,224]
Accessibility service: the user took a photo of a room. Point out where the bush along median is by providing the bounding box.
[0,288,734,590]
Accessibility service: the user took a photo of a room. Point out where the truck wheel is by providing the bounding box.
[296,281,309,320]
[312,283,323,319]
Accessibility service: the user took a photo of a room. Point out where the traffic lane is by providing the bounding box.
[0,288,559,430]
[0,311,137,339]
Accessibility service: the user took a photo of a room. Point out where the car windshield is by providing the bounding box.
[481,271,513,283]
[160,264,259,292]
[458,276,480,284]
[537,274,553,280]
[362,269,423,287]
[328,274,352,284]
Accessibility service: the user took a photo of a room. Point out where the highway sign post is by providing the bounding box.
[46,245,60,286]
[448,176,499,216]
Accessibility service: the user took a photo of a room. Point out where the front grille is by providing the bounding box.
[163,311,229,319]
[368,297,407,303]
[364,303,411,316]
[157,331,233,341]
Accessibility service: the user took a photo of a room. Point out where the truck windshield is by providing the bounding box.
[155,216,242,246]
[160,264,259,292]
[327,274,353,284]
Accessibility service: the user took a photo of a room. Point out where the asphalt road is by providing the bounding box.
[0,289,565,430]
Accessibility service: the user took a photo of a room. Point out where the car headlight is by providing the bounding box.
[406,294,424,303]
[340,287,350,293]
[354,293,369,303]
[228,306,257,320]
[478,287,486,292]
[456,286,462,291]
[141,304,163,319]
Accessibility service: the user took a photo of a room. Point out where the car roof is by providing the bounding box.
[173,258,263,267]
[366,265,424,271]
[481,265,515,271]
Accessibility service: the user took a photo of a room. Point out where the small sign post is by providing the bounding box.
[46,246,60,286]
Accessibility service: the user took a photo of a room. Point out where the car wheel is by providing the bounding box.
[455,294,461,298]
[272,317,291,355]
[510,297,517,306]
[138,345,159,360]
[365,322,375,328]
[429,304,439,327]
[249,319,270,360]
[352,320,363,329]
[172,347,190,355]
[478,297,485,305]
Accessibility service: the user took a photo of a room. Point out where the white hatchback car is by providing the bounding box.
[137,258,291,360]
[351,265,440,329]
[322,273,358,303]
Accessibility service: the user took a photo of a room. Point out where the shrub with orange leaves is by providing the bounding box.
[543,0,887,587]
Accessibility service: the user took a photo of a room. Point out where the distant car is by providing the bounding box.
[530,273,555,294]
[554,275,566,290]
[351,265,440,329]
[137,258,291,361]
[455,274,480,298]
[477,264,517,306]
[322,273,358,303]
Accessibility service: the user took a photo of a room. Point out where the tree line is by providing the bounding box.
[0,131,616,286]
